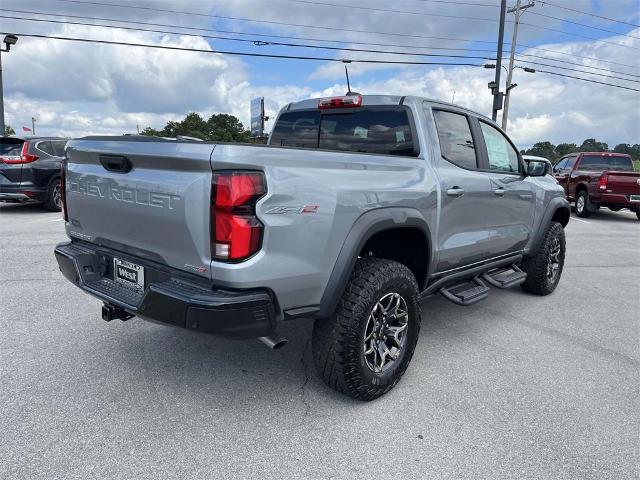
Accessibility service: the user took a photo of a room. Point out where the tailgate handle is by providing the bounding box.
[100,155,132,173]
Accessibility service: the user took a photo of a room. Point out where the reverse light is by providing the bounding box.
[597,172,608,191]
[2,142,39,164]
[318,95,362,109]
[211,171,266,261]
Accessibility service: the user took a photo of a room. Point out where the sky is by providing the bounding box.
[0,0,639,149]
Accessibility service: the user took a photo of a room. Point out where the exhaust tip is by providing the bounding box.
[258,335,288,350]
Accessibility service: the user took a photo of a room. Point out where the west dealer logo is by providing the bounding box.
[68,180,181,209]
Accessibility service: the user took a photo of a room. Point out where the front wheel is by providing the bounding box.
[312,258,421,401]
[520,221,566,295]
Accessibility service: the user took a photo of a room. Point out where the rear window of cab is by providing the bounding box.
[578,154,634,171]
[269,106,418,157]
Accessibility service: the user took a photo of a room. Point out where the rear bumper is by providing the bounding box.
[0,184,46,202]
[591,193,640,210]
[54,241,278,338]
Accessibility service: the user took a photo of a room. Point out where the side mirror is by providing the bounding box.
[525,159,549,177]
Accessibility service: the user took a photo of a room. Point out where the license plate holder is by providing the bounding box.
[630,194,640,203]
[113,258,145,291]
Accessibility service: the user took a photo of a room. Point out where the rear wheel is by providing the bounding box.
[312,258,421,401]
[575,190,592,218]
[43,176,62,212]
[636,211,640,221]
[521,221,566,295]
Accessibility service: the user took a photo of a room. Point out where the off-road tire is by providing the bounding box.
[43,176,62,212]
[520,221,565,296]
[312,258,421,401]
[575,190,592,218]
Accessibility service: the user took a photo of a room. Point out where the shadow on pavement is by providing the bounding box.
[0,202,49,215]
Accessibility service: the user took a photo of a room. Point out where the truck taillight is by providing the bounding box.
[211,171,266,261]
[597,172,608,191]
[61,161,68,222]
[2,142,38,164]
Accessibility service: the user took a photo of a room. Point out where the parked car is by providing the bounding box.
[552,152,640,219]
[0,136,68,211]
[54,95,570,400]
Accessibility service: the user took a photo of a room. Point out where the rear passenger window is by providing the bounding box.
[319,107,416,156]
[51,140,67,157]
[36,141,54,155]
[433,110,477,169]
[479,122,520,173]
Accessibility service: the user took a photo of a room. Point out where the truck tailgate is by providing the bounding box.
[64,139,215,278]
[606,171,640,196]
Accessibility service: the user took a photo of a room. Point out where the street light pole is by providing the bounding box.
[0,35,19,136]
[0,50,5,135]
[492,0,507,122]
[502,0,535,131]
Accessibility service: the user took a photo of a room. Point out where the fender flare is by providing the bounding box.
[528,197,570,256]
[317,207,432,318]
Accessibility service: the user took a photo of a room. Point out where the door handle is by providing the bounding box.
[100,155,132,173]
[494,188,506,196]
[446,187,465,198]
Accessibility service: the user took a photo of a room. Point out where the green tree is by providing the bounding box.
[140,127,162,137]
[555,143,577,157]
[524,141,556,161]
[578,138,608,152]
[207,113,251,142]
[142,112,250,142]
[4,125,15,135]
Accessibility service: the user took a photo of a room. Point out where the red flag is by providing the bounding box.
[22,126,32,132]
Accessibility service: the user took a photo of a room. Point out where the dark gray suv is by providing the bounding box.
[0,136,68,211]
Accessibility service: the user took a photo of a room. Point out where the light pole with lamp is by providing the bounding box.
[0,34,19,136]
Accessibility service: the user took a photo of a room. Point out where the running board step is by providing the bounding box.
[439,277,490,306]
[482,264,527,289]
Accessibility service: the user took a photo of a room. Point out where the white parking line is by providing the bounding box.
[50,218,64,222]
[571,217,591,224]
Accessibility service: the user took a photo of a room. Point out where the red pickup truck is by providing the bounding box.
[553,152,640,220]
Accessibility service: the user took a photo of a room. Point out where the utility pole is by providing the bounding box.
[0,50,4,135]
[502,0,535,130]
[491,0,507,122]
[31,116,36,135]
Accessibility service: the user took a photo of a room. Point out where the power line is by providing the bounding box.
[277,0,501,23]
[3,30,637,93]
[0,14,495,60]
[519,66,640,92]
[3,7,638,73]
[521,22,639,48]
[0,8,503,53]
[529,10,640,39]
[516,43,640,70]
[5,12,638,84]
[37,0,502,45]
[283,0,640,41]
[512,57,639,83]
[537,0,640,29]
[0,31,487,67]
[516,53,640,79]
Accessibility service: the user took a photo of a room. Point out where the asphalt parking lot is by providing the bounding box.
[0,203,638,480]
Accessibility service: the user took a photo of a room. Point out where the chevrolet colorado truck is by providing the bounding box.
[55,95,570,400]
[552,152,640,219]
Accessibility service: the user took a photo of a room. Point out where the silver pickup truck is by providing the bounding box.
[55,95,570,400]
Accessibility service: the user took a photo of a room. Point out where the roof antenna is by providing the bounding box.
[343,63,361,96]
